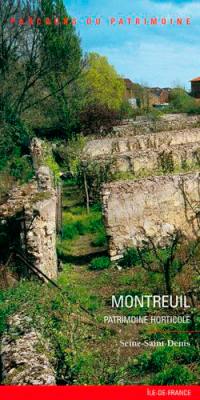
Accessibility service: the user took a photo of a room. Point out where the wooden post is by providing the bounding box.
[56,182,62,234]
[83,170,90,214]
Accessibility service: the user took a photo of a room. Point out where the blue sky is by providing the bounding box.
[65,0,200,88]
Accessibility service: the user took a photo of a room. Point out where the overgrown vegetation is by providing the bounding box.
[0,0,200,388]
[168,87,200,114]
[118,234,200,296]
[89,256,111,271]
[1,261,199,385]
[57,184,107,261]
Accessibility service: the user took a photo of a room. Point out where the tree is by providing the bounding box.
[0,0,83,125]
[80,53,125,111]
[169,87,197,112]
[0,0,83,183]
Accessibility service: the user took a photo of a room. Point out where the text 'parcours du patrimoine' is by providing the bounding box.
[3,16,191,26]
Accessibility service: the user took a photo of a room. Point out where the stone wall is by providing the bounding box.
[109,142,200,176]
[25,189,57,281]
[0,140,58,281]
[83,128,200,160]
[113,114,200,137]
[102,172,200,260]
[1,313,56,385]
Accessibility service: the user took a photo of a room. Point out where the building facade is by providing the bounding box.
[191,77,200,98]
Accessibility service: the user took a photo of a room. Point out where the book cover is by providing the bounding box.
[0,1,199,399]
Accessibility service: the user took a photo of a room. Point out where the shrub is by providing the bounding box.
[89,256,111,271]
[60,134,86,175]
[62,224,79,240]
[119,247,140,268]
[150,348,173,371]
[169,87,200,114]
[152,364,196,385]
[80,103,120,135]
[78,160,112,203]
[9,155,34,182]
[174,347,199,364]
[128,353,151,375]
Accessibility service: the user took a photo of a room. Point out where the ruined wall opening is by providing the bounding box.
[0,213,30,288]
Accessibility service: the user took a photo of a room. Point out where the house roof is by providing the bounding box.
[191,77,200,82]
[124,78,134,89]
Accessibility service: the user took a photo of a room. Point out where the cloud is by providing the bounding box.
[92,37,200,87]
[66,0,200,87]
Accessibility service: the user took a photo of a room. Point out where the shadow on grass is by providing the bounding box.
[58,250,108,265]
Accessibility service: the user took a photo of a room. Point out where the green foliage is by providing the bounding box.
[150,348,174,371]
[0,0,83,187]
[0,281,43,335]
[128,346,199,384]
[78,160,112,203]
[174,347,198,364]
[169,88,198,113]
[62,223,79,240]
[46,154,60,180]
[80,52,125,111]
[9,154,34,182]
[89,256,111,271]
[147,109,164,121]
[62,205,104,238]
[119,99,135,118]
[0,121,34,189]
[62,134,86,175]
[91,229,107,247]
[119,247,140,268]
[152,365,196,385]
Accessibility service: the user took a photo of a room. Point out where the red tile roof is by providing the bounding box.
[191,77,200,82]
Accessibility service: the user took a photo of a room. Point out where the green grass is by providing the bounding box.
[1,263,199,385]
[127,347,199,384]
[58,201,107,260]
[2,178,199,385]
[62,205,105,238]
[91,229,107,247]
[151,365,196,385]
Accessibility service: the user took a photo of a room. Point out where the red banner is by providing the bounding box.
[0,386,199,400]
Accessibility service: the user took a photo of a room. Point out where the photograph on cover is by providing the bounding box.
[0,0,199,387]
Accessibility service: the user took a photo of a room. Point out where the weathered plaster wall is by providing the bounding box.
[102,172,200,260]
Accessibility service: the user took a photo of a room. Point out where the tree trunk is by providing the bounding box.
[83,170,90,214]
[164,261,172,295]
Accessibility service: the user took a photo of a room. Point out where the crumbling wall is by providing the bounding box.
[109,142,200,175]
[28,141,58,280]
[113,114,200,136]
[102,172,200,260]
[25,189,57,280]
[83,128,200,159]
[0,139,58,281]
[1,313,56,385]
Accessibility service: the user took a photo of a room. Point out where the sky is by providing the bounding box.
[65,0,200,88]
